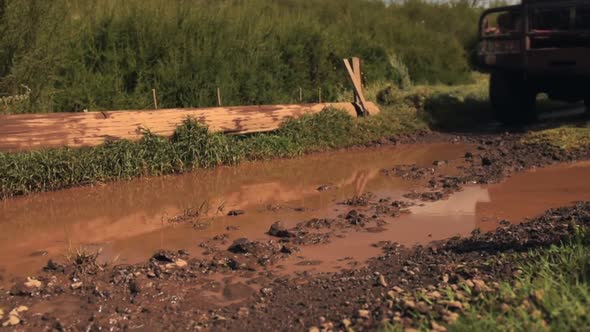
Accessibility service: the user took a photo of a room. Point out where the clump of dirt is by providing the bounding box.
[341,193,374,206]
[374,199,414,217]
[403,190,448,202]
[267,221,296,238]
[381,164,436,180]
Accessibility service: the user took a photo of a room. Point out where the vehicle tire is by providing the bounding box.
[489,70,537,126]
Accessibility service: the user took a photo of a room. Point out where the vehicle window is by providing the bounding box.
[576,8,590,30]
[482,11,522,36]
[530,8,571,31]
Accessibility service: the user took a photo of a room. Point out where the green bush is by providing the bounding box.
[0,0,481,114]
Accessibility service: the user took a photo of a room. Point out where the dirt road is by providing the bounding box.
[0,131,589,330]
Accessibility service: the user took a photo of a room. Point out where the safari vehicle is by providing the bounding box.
[477,0,590,125]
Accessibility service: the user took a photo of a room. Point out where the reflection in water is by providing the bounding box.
[283,162,590,274]
[0,143,469,279]
[286,186,491,275]
[476,161,590,231]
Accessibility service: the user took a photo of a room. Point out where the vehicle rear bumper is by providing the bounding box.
[526,47,590,77]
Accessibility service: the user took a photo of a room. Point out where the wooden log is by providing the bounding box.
[0,102,379,152]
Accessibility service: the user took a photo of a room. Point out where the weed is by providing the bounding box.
[64,247,103,275]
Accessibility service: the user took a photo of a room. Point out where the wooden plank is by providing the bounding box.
[352,57,362,105]
[343,59,371,116]
[0,102,379,152]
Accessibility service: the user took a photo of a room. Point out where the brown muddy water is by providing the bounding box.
[1,144,590,283]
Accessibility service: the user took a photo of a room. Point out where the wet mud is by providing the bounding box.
[0,143,469,280]
[0,133,590,330]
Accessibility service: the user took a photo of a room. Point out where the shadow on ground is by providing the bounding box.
[419,95,588,135]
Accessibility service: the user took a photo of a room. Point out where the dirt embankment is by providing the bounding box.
[1,133,589,331]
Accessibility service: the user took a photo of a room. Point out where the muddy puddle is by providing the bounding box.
[1,144,590,284]
[287,161,590,274]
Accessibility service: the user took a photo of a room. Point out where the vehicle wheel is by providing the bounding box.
[489,70,537,126]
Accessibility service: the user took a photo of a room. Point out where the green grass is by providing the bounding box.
[380,229,590,332]
[524,122,590,150]
[0,0,481,114]
[452,232,590,332]
[375,72,492,130]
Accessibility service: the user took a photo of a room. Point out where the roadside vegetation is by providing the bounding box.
[453,233,590,332]
[373,72,491,131]
[524,122,590,150]
[0,0,489,197]
[382,229,590,332]
[0,0,481,114]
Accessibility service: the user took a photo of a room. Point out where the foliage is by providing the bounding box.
[0,0,482,114]
[377,73,492,131]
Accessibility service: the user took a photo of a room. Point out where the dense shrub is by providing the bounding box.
[0,0,481,113]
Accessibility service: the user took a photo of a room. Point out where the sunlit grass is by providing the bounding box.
[524,122,590,150]
[380,229,590,332]
[452,230,590,332]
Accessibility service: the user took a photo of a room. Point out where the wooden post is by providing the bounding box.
[352,57,362,105]
[299,87,303,103]
[217,87,222,107]
[152,89,159,110]
[343,58,369,116]
[319,88,322,103]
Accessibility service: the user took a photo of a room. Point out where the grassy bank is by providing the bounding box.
[380,214,590,332]
[452,232,590,331]
[4,72,589,199]
[383,231,590,332]
[524,122,590,150]
[0,0,481,114]
[0,104,426,199]
[0,73,495,199]
[372,72,491,130]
